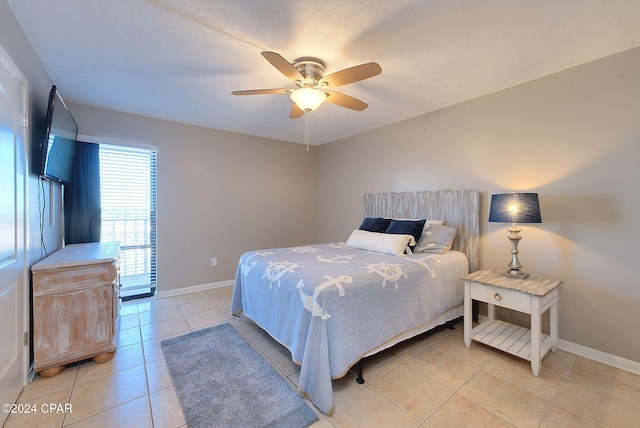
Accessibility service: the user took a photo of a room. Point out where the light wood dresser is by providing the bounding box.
[31,242,120,377]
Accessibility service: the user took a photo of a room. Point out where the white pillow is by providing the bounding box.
[345,230,415,256]
[414,224,457,253]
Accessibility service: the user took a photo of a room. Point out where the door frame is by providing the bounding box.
[0,41,30,414]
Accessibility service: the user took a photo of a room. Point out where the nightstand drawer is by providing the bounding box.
[470,282,531,313]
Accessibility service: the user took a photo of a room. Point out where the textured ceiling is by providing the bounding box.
[7,0,640,145]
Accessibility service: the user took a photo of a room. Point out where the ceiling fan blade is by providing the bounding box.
[319,62,381,87]
[261,51,304,81]
[324,91,368,111]
[290,103,305,119]
[231,88,291,95]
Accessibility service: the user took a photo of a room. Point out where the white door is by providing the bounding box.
[0,44,29,425]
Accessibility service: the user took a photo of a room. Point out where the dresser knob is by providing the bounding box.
[494,293,502,301]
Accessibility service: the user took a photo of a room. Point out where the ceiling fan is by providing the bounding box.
[232,51,382,118]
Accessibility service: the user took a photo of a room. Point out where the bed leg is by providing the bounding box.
[355,361,365,384]
[445,316,462,330]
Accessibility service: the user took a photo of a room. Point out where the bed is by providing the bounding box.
[230,190,479,414]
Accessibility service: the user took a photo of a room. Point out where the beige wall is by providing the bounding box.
[67,104,317,292]
[316,47,640,363]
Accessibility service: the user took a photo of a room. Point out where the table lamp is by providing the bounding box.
[489,193,542,279]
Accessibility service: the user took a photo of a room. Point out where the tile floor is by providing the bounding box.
[5,285,640,427]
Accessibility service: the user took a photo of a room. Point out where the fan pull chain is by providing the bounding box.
[304,110,310,151]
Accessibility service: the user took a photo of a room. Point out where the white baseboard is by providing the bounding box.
[558,339,640,376]
[155,280,234,299]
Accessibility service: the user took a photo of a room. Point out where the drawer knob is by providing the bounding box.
[494,293,502,301]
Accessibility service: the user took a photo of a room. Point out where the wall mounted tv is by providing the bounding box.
[40,85,78,186]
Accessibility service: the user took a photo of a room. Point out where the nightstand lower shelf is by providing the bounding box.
[471,319,555,362]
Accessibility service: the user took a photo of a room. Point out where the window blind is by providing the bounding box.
[99,144,157,297]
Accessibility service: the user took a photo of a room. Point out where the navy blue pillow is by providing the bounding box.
[359,217,392,233]
[385,219,426,248]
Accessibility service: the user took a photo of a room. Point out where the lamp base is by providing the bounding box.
[503,225,529,279]
[500,269,529,280]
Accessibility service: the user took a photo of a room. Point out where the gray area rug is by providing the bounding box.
[161,322,318,428]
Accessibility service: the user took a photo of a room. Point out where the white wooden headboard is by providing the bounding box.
[364,190,480,272]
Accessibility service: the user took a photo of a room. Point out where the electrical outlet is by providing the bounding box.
[211,257,217,266]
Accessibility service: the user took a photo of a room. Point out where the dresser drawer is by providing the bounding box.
[33,263,117,295]
[469,281,532,313]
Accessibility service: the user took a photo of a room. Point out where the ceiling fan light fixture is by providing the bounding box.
[290,88,327,112]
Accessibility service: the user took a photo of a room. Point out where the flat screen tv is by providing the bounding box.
[40,85,78,186]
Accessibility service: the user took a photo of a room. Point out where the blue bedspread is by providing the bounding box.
[230,243,468,414]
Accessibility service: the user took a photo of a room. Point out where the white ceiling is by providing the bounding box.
[7,0,640,145]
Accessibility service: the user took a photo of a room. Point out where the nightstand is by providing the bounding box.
[462,269,562,376]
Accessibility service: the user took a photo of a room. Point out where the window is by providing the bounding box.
[99,144,157,299]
